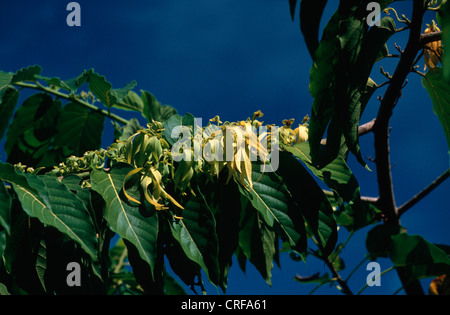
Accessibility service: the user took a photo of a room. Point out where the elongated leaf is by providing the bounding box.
[0,181,11,258]
[309,3,395,167]
[300,0,328,58]
[440,0,450,80]
[90,163,159,276]
[170,195,220,286]
[0,182,12,236]
[0,87,19,142]
[5,93,54,156]
[0,163,98,261]
[276,151,337,257]
[238,162,306,254]
[238,199,276,285]
[53,102,105,156]
[5,92,61,167]
[421,67,450,155]
[282,141,360,203]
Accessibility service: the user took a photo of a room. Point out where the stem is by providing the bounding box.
[356,266,396,295]
[13,81,130,125]
[398,169,450,217]
[324,256,354,295]
[322,189,379,204]
[345,256,369,283]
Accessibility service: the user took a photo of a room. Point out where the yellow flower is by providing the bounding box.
[294,125,309,143]
[424,21,442,71]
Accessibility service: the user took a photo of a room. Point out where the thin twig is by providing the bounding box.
[358,119,376,136]
[324,256,354,295]
[397,169,450,217]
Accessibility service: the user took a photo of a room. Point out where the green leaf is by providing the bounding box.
[84,69,136,108]
[334,198,382,232]
[113,118,143,141]
[0,283,10,295]
[164,272,188,295]
[11,65,42,83]
[238,199,276,286]
[282,141,360,203]
[366,224,404,259]
[111,81,137,102]
[85,69,114,107]
[276,151,337,257]
[38,72,88,94]
[308,4,395,167]
[90,163,159,277]
[162,112,196,146]
[114,90,144,112]
[421,67,450,156]
[0,71,13,100]
[0,87,19,142]
[0,182,12,236]
[0,163,98,261]
[141,91,178,123]
[300,0,328,58]
[440,0,450,80]
[53,102,105,156]
[165,234,202,290]
[170,195,220,287]
[390,234,450,282]
[5,93,62,167]
[238,161,307,254]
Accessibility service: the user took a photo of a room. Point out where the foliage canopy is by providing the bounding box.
[0,0,449,295]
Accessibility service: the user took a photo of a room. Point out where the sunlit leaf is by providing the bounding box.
[238,161,307,254]
[170,194,220,287]
[421,67,450,155]
[141,90,178,123]
[238,199,276,286]
[0,163,98,261]
[390,234,450,282]
[53,102,105,156]
[90,163,159,277]
[276,151,337,257]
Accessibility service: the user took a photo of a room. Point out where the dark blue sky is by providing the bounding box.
[1,1,449,295]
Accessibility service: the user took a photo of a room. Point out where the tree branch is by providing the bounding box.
[374,0,425,225]
[12,81,130,125]
[420,31,442,46]
[358,119,376,136]
[397,169,450,217]
[373,0,427,296]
